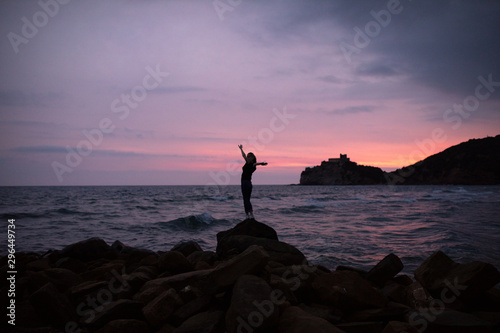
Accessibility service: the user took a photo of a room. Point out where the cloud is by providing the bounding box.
[0,90,65,107]
[328,105,376,116]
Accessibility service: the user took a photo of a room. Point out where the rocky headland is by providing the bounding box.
[2,219,500,333]
[300,135,500,185]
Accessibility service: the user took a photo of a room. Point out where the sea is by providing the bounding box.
[1,185,499,275]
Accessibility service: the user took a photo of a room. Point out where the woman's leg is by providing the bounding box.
[241,180,253,215]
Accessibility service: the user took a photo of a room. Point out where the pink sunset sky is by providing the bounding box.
[1,0,499,185]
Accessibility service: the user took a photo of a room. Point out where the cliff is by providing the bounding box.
[387,135,500,185]
[300,135,500,185]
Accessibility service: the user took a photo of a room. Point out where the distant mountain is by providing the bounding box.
[387,135,500,185]
[299,135,500,185]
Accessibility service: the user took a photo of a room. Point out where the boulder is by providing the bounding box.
[174,310,225,333]
[60,238,117,261]
[382,321,419,333]
[225,275,280,333]
[217,219,279,243]
[54,256,87,273]
[142,288,183,329]
[312,270,387,311]
[414,251,500,300]
[141,269,213,293]
[29,282,77,327]
[205,245,269,293]
[278,306,346,333]
[158,251,193,274]
[95,319,149,333]
[407,308,494,333]
[365,253,404,287]
[171,295,213,326]
[187,251,217,268]
[217,235,306,265]
[111,240,157,263]
[41,267,83,292]
[171,241,203,257]
[83,299,144,328]
[404,281,432,309]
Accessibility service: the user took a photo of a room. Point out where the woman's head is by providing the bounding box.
[247,152,256,163]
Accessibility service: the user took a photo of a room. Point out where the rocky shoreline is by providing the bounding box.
[2,219,500,333]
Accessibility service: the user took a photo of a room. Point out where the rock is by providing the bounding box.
[217,219,279,243]
[312,270,387,311]
[365,253,404,287]
[69,280,109,303]
[205,245,269,293]
[279,306,346,333]
[382,321,419,333]
[158,251,193,274]
[54,256,87,273]
[142,288,183,329]
[29,282,77,327]
[141,269,213,293]
[404,281,432,309]
[133,284,166,305]
[336,321,385,333]
[187,251,217,268]
[217,235,306,265]
[83,299,144,328]
[382,281,407,304]
[41,268,83,292]
[414,251,500,300]
[95,319,149,333]
[60,238,117,261]
[171,241,203,257]
[174,310,225,333]
[25,258,51,271]
[225,275,280,333]
[344,302,409,323]
[111,240,157,263]
[171,295,213,326]
[407,308,494,333]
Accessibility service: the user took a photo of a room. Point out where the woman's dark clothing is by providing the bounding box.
[241,162,256,213]
[241,162,256,181]
[241,179,253,214]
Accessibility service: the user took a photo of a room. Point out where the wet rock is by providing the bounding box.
[41,268,83,292]
[111,240,157,264]
[187,251,217,268]
[142,288,183,329]
[366,253,404,287]
[95,319,149,333]
[171,294,213,326]
[141,269,213,293]
[54,256,87,273]
[171,241,203,257]
[133,284,166,305]
[29,282,76,327]
[205,245,269,293]
[217,235,306,265]
[344,302,409,323]
[217,219,279,243]
[414,251,500,300]
[225,275,280,333]
[381,321,419,333]
[158,251,193,274]
[312,270,387,311]
[404,281,432,309]
[25,258,51,271]
[407,308,493,333]
[60,238,117,262]
[174,310,225,333]
[279,306,346,333]
[83,299,144,329]
[336,321,384,333]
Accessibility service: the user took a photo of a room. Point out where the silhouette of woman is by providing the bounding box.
[238,144,268,219]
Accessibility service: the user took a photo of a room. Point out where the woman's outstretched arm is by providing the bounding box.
[238,144,247,162]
